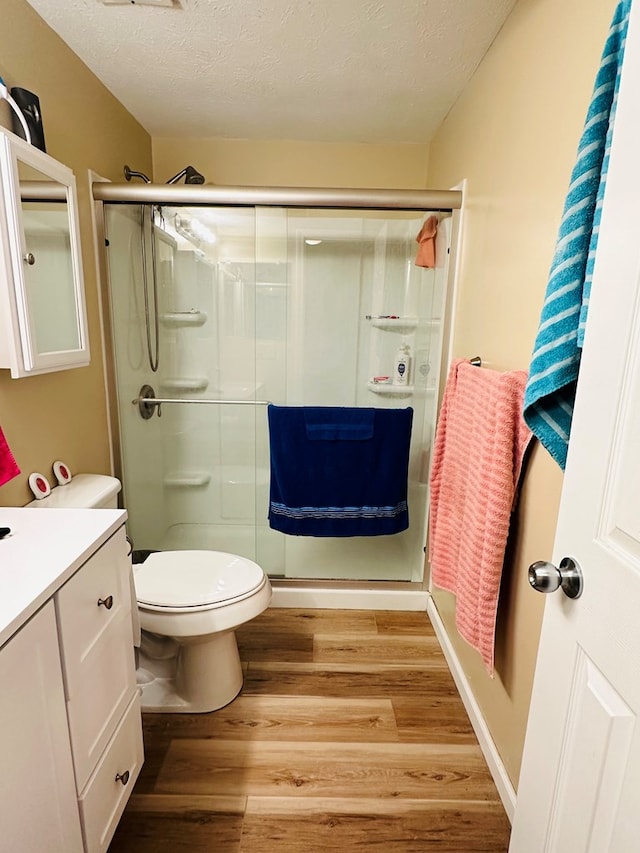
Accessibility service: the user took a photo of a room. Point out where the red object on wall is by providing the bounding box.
[0,425,20,487]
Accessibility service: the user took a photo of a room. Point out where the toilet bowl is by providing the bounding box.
[134,549,271,712]
[29,473,272,713]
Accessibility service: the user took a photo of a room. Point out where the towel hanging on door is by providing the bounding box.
[267,405,413,537]
[523,0,631,470]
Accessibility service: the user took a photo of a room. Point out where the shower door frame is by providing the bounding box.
[93,181,462,594]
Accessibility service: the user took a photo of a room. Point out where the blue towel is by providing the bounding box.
[523,0,630,470]
[304,407,374,441]
[268,405,413,537]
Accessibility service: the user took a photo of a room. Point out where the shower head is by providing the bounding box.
[124,165,151,183]
[166,165,205,185]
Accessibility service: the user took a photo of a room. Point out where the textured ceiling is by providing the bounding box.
[25,0,517,143]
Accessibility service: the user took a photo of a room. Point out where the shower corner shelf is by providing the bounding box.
[369,316,419,333]
[160,377,209,393]
[164,472,211,488]
[160,310,207,328]
[367,380,414,397]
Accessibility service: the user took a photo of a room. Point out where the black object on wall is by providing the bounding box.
[10,88,46,152]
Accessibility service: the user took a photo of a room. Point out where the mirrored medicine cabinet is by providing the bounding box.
[0,127,89,378]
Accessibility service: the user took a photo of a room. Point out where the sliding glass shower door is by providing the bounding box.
[104,203,449,584]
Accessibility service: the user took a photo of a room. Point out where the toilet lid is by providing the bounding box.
[134,550,265,609]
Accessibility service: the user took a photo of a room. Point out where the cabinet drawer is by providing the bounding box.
[56,526,137,790]
[57,527,130,670]
[79,693,144,853]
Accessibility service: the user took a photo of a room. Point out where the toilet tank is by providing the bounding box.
[27,474,122,509]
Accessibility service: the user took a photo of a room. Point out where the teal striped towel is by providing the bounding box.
[523,0,631,469]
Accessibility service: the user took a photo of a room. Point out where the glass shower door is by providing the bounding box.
[254,208,449,582]
[105,204,262,563]
[104,202,449,584]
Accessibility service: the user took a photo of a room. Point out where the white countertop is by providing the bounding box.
[0,507,127,648]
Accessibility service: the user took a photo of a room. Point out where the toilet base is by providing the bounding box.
[136,629,244,713]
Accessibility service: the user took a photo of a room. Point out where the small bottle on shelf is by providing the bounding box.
[393,343,412,386]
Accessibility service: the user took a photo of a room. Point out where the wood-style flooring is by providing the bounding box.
[109,608,511,852]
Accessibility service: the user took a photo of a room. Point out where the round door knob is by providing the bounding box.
[528,557,583,599]
[23,252,35,265]
[97,595,114,610]
[115,770,130,786]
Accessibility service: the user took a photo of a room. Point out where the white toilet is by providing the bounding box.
[29,473,272,713]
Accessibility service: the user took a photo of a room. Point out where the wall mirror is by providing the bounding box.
[0,128,89,377]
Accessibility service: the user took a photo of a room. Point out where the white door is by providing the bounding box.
[510,3,640,850]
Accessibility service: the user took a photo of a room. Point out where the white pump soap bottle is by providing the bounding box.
[393,343,412,386]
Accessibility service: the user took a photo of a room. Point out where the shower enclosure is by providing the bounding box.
[99,187,457,587]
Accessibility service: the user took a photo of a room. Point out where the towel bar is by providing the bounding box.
[133,384,270,419]
[134,396,271,406]
[469,356,482,367]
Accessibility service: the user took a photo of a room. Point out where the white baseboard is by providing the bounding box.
[270,586,429,611]
[427,598,517,822]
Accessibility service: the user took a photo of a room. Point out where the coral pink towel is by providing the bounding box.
[415,215,438,268]
[429,359,532,674]
[0,424,20,487]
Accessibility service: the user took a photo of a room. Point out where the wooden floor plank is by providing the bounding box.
[109,795,245,853]
[130,737,174,795]
[236,610,380,662]
[243,661,460,698]
[313,633,445,664]
[154,739,500,801]
[240,797,511,852]
[236,630,315,662]
[392,696,477,743]
[124,793,246,813]
[374,610,437,636]
[239,608,378,634]
[142,695,399,742]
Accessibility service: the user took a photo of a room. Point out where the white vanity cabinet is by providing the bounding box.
[0,602,84,852]
[57,524,143,852]
[0,128,89,377]
[0,510,142,853]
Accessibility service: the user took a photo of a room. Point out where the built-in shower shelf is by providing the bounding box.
[160,310,207,328]
[164,472,211,488]
[160,377,209,392]
[369,316,419,332]
[367,381,414,397]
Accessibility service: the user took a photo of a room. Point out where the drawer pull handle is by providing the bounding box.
[115,770,130,786]
[97,595,114,610]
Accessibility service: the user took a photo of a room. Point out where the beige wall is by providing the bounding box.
[152,137,430,188]
[427,0,617,788]
[0,0,152,507]
[0,0,616,793]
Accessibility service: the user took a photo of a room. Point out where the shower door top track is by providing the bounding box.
[92,182,462,211]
